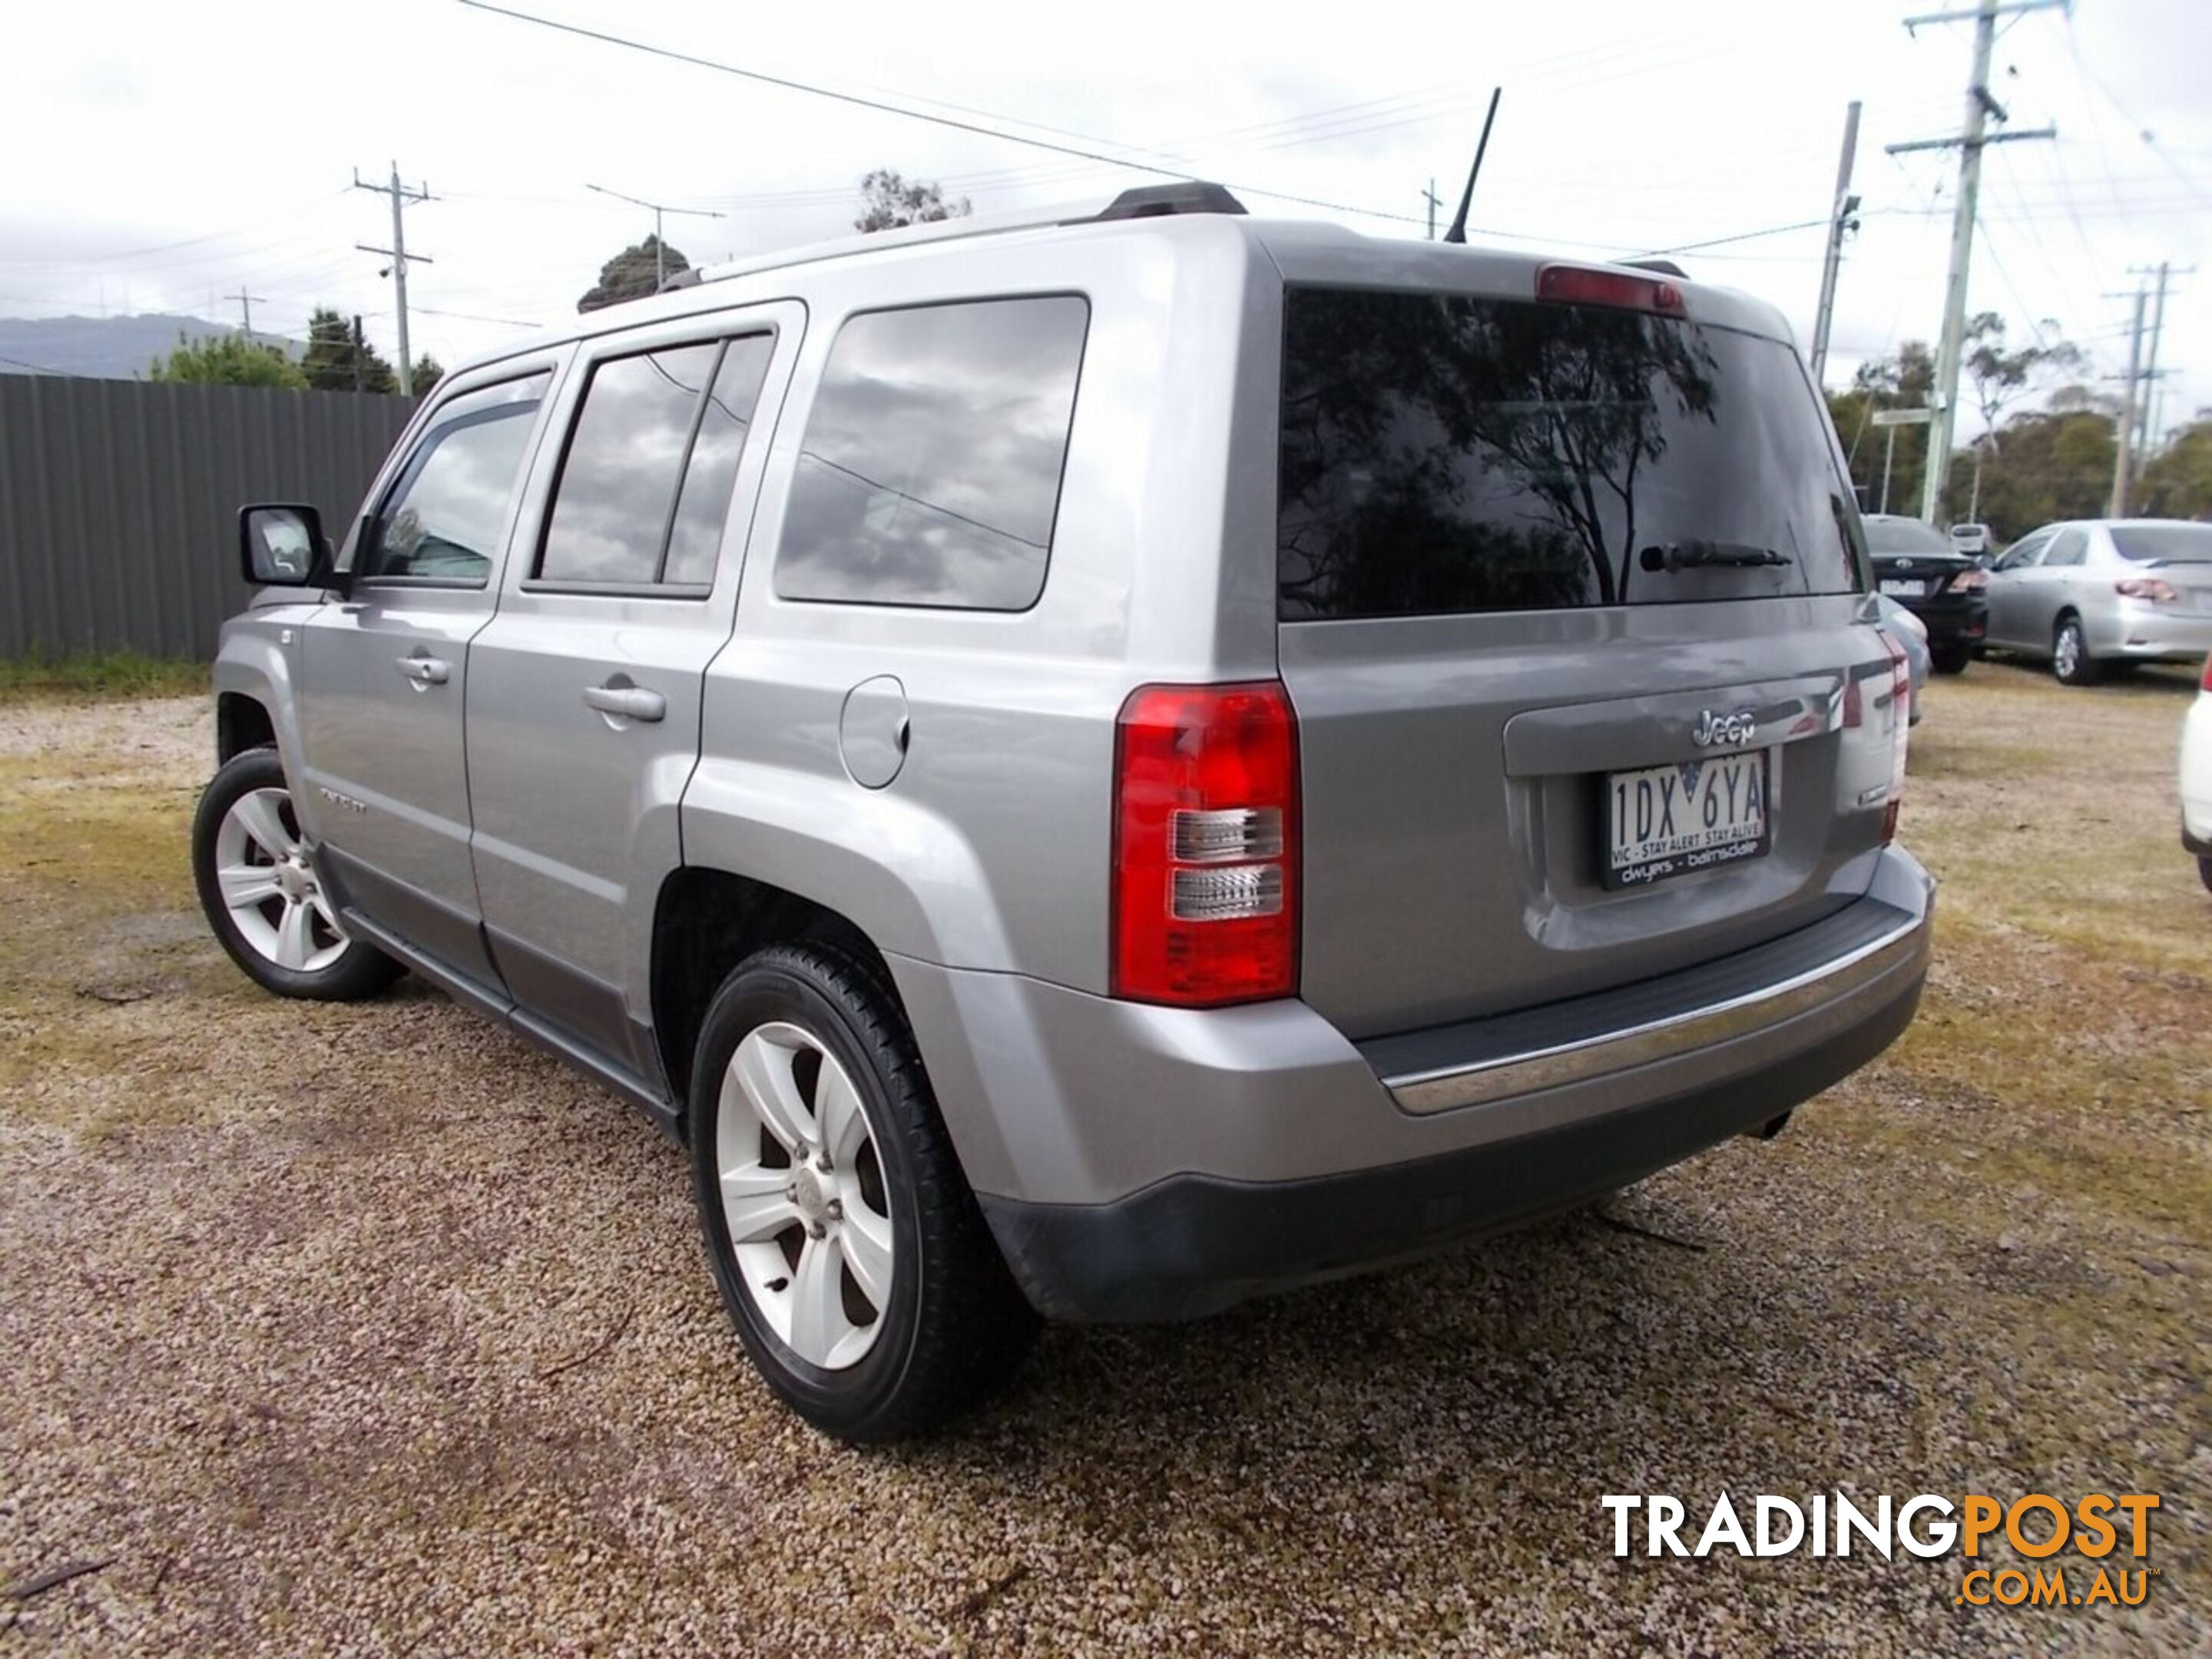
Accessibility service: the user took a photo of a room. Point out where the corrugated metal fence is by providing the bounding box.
[0,376,417,661]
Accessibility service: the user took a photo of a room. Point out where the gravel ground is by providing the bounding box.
[2,667,2206,1657]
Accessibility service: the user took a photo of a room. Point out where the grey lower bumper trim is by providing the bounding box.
[1379,903,1931,1114]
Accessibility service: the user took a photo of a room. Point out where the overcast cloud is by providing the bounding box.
[3,0,2206,438]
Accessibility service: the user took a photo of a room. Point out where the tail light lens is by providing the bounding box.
[1876,634,1911,843]
[1845,636,1912,843]
[1112,682,1299,1005]
[2201,653,2212,691]
[1949,568,1989,592]
[2115,577,2178,604]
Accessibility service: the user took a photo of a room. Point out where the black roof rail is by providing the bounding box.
[1623,257,1688,279]
[1091,182,1247,220]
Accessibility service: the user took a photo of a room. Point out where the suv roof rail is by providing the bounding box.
[663,182,1250,303]
[1090,182,1247,220]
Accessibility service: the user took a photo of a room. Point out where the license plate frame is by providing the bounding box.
[1879,578,1929,598]
[1604,750,1771,889]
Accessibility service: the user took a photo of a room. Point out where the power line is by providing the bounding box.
[452,0,1432,230]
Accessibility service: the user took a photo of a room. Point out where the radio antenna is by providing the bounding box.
[1442,88,1503,245]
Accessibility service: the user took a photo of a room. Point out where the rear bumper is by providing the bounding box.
[1900,593,1987,647]
[895,846,1934,1323]
[2103,605,2212,663]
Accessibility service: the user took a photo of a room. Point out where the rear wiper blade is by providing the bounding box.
[1640,539,1793,572]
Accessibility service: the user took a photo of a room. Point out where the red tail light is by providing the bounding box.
[1949,567,1989,592]
[2115,577,2178,604]
[2201,653,2211,692]
[1536,264,1686,316]
[1112,682,1300,1006]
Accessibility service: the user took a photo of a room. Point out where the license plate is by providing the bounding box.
[1606,751,1770,889]
[1879,578,1927,597]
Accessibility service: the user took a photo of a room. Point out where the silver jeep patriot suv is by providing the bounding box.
[195,184,1933,1441]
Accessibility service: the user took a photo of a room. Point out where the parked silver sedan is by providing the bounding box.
[1984,519,2212,684]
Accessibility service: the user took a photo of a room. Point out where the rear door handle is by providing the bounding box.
[583,683,666,723]
[396,654,450,686]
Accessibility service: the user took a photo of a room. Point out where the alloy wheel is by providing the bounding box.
[213,787,348,972]
[715,1021,895,1370]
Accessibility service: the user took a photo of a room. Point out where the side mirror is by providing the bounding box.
[239,503,332,589]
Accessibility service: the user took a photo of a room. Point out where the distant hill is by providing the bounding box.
[0,313,295,380]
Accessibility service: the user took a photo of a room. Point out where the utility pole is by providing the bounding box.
[2127,261,2191,467]
[1809,101,1863,389]
[1422,178,1442,241]
[224,288,267,341]
[584,184,727,290]
[1887,0,2061,526]
[2109,285,2147,518]
[353,162,433,390]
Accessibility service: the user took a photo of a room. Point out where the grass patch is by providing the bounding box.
[0,649,207,702]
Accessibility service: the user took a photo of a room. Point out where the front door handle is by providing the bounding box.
[584,683,666,723]
[396,654,451,687]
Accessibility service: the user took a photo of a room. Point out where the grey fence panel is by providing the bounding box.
[0,376,417,661]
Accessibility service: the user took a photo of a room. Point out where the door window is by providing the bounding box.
[2042,528,2088,568]
[537,333,777,590]
[359,373,551,584]
[1994,531,2051,571]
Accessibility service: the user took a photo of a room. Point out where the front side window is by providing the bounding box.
[538,334,775,588]
[775,296,1090,610]
[1995,531,2051,571]
[1277,287,1861,620]
[362,373,549,582]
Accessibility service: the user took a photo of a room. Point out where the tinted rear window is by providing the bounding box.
[776,296,1088,611]
[2109,523,2212,564]
[1277,287,1860,620]
[1864,517,1952,554]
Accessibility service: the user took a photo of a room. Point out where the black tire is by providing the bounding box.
[190,747,402,1001]
[2052,614,2101,687]
[1929,644,1972,676]
[688,942,1038,1442]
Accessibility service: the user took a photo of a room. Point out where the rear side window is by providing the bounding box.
[1277,287,1861,620]
[776,296,1089,611]
[538,335,775,589]
[2044,528,2088,568]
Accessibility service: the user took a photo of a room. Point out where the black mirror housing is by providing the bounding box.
[238,502,333,589]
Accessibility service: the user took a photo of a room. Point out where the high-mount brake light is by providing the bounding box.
[1536,263,1687,316]
[1111,683,1300,1006]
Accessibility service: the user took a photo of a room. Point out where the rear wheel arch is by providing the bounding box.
[649,867,901,1118]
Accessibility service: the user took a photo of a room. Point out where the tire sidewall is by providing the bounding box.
[2053,618,2091,685]
[191,748,391,1000]
[688,952,929,1432]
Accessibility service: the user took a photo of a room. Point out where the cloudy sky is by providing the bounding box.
[5,0,2207,440]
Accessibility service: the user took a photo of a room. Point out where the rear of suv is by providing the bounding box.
[198,187,1932,1441]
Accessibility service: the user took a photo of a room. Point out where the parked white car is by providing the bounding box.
[2184,654,2212,892]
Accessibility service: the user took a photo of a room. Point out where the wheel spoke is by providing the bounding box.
[719,1164,800,1243]
[231,790,296,859]
[816,1060,869,1168]
[787,1233,853,1367]
[840,1204,893,1311]
[730,1030,816,1152]
[273,900,315,969]
[307,889,343,935]
[217,863,283,910]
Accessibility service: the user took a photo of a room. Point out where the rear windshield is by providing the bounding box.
[1864,517,1952,554]
[2109,523,2212,565]
[1277,287,1862,620]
